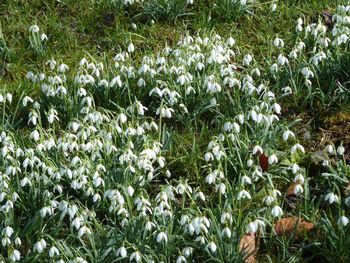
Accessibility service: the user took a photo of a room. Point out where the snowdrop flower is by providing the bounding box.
[49,246,59,258]
[263,195,274,206]
[78,226,91,237]
[40,33,48,41]
[271,3,277,12]
[206,242,217,253]
[117,246,127,257]
[176,256,187,263]
[30,130,40,141]
[10,250,21,262]
[274,37,284,48]
[291,143,305,154]
[227,37,235,47]
[325,192,339,204]
[237,189,251,200]
[246,221,258,233]
[130,251,141,262]
[271,205,283,218]
[338,216,349,227]
[243,54,253,65]
[3,226,14,237]
[293,184,303,194]
[128,42,135,53]
[221,227,232,238]
[326,144,334,155]
[337,145,345,155]
[252,145,263,155]
[34,239,47,253]
[127,186,134,197]
[296,17,303,32]
[156,231,168,243]
[268,154,278,164]
[283,130,295,141]
[29,25,39,33]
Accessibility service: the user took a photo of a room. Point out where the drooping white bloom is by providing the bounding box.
[252,145,263,155]
[207,242,217,253]
[237,189,251,200]
[283,130,295,141]
[130,251,141,262]
[268,154,278,164]
[263,195,274,206]
[325,192,339,204]
[117,246,127,258]
[34,239,47,254]
[29,25,39,33]
[221,227,232,238]
[128,42,135,53]
[156,231,168,243]
[291,143,305,154]
[49,246,59,258]
[338,216,349,227]
[337,145,345,155]
[10,249,21,262]
[271,205,283,218]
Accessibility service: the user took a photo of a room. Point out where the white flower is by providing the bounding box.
[117,246,127,258]
[49,246,59,258]
[326,144,334,155]
[237,189,251,200]
[3,226,14,237]
[271,205,283,218]
[243,54,253,65]
[127,186,134,196]
[130,251,141,262]
[78,226,91,237]
[34,239,47,254]
[268,154,278,164]
[246,221,258,233]
[293,184,303,194]
[337,145,345,155]
[337,216,349,227]
[252,145,263,155]
[10,249,21,262]
[291,143,305,154]
[221,227,232,238]
[325,192,339,204]
[283,130,295,141]
[128,42,135,53]
[176,255,187,263]
[156,231,168,243]
[273,37,284,48]
[226,37,235,47]
[40,33,48,41]
[29,25,40,33]
[263,195,274,206]
[207,242,217,253]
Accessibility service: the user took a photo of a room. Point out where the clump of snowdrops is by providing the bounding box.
[1,4,350,262]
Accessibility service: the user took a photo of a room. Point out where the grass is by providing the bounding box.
[1,0,350,262]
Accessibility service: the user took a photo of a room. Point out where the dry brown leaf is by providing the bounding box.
[273,216,315,240]
[322,10,333,26]
[239,233,257,263]
[285,183,303,208]
[259,154,269,172]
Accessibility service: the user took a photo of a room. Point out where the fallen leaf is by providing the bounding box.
[239,233,257,263]
[285,183,303,208]
[273,217,315,240]
[259,154,269,172]
[322,10,333,26]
